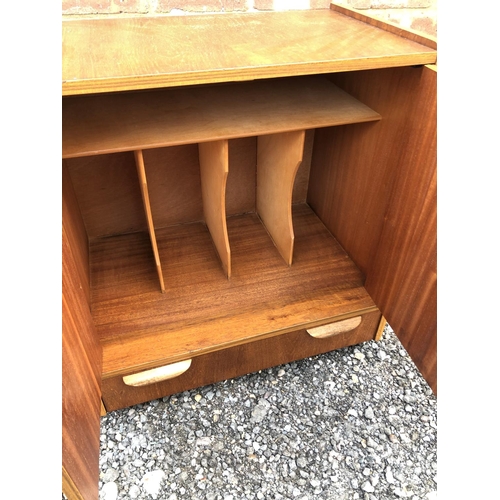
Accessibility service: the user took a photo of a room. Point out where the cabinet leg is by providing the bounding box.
[374,315,387,341]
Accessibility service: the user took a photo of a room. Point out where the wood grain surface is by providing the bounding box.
[62,162,90,304]
[199,140,231,278]
[62,10,436,95]
[365,65,437,392]
[91,204,378,378]
[134,150,165,292]
[330,3,436,49]
[102,310,381,411]
[62,467,85,500]
[62,221,102,500]
[257,131,305,266]
[62,77,380,159]
[65,152,147,240]
[308,66,437,392]
[65,136,312,241]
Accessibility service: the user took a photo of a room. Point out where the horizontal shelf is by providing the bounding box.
[62,76,381,159]
[62,9,437,96]
[92,204,378,378]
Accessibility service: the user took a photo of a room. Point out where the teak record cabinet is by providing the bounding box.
[62,5,437,499]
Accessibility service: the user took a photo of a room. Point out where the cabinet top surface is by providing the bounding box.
[62,9,436,96]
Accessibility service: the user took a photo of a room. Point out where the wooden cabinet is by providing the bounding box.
[62,5,437,499]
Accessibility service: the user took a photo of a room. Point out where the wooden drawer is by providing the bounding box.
[102,310,381,412]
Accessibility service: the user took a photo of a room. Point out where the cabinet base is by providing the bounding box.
[102,310,381,412]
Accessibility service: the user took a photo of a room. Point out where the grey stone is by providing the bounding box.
[101,468,119,483]
[362,481,375,493]
[101,482,118,500]
[385,466,395,484]
[365,407,375,420]
[141,470,165,497]
[128,484,141,498]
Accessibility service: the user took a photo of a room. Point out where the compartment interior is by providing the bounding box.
[62,75,381,379]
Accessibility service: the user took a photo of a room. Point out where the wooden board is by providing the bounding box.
[62,222,101,500]
[65,136,311,242]
[365,65,437,392]
[257,131,305,266]
[62,76,380,158]
[134,150,165,292]
[62,162,90,305]
[90,204,378,378]
[102,310,381,411]
[65,152,147,240]
[329,3,436,49]
[308,65,437,392]
[62,10,436,95]
[199,140,231,278]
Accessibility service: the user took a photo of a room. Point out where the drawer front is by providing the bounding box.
[102,310,381,412]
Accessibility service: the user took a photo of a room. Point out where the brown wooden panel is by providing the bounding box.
[66,139,259,240]
[293,129,314,204]
[63,466,86,500]
[62,77,380,159]
[329,3,436,49]
[142,144,204,228]
[308,66,429,276]
[257,130,305,265]
[62,10,436,95]
[365,66,437,392]
[93,204,378,378]
[134,150,166,293]
[199,139,231,278]
[62,221,102,500]
[65,152,146,240]
[102,310,381,411]
[62,162,90,304]
[308,65,436,392]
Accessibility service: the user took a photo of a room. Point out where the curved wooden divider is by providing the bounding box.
[199,140,231,278]
[257,130,306,265]
[134,150,166,292]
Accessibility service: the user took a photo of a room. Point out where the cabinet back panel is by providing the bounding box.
[66,151,147,239]
[66,135,312,241]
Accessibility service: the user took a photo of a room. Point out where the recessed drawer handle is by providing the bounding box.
[307,316,362,339]
[122,359,192,387]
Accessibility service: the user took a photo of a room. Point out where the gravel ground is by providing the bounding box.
[97,324,437,500]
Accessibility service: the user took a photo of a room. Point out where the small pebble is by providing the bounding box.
[362,481,375,493]
[101,482,118,500]
[365,407,375,420]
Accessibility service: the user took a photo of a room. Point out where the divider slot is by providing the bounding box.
[256,130,306,266]
[198,140,231,279]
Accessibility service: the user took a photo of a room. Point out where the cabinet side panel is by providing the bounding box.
[365,66,437,393]
[308,66,436,392]
[63,161,90,304]
[308,67,426,275]
[62,222,102,500]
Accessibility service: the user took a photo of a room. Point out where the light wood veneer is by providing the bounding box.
[62,10,436,96]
